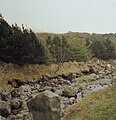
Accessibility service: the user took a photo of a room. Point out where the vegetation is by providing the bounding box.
[0,14,116,66]
[0,15,51,65]
[64,84,116,120]
[37,32,116,61]
[90,38,116,60]
[46,35,92,63]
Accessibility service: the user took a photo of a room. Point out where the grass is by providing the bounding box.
[64,84,116,120]
[0,59,107,91]
[0,61,86,90]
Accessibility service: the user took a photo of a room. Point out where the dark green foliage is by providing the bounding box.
[90,39,116,60]
[0,17,50,65]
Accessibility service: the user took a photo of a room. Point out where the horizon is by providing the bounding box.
[1,0,116,34]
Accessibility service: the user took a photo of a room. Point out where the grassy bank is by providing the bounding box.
[0,59,107,90]
[64,84,116,120]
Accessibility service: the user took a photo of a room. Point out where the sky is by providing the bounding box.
[0,0,116,33]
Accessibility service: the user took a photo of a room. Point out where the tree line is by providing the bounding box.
[0,15,116,65]
[0,15,50,65]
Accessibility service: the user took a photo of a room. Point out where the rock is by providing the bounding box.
[67,73,77,81]
[20,100,28,110]
[11,89,20,98]
[0,116,6,120]
[61,97,70,107]
[18,85,31,93]
[69,97,76,104]
[55,89,63,96]
[11,109,20,115]
[8,79,23,88]
[89,66,98,74]
[28,90,61,120]
[75,92,83,101]
[15,114,23,119]
[10,99,21,110]
[0,100,11,118]
[22,112,33,120]
[1,92,11,101]
[8,115,16,119]
[105,64,112,71]
[62,86,77,98]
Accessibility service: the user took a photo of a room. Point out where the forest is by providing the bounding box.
[0,15,116,65]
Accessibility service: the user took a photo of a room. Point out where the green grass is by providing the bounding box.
[64,84,116,120]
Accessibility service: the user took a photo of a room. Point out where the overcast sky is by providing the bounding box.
[0,0,116,33]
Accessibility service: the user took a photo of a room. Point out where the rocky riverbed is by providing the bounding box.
[0,60,116,120]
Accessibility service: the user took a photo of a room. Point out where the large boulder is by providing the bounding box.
[28,90,61,120]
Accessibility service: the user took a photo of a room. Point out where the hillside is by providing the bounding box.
[64,84,116,120]
[36,32,116,49]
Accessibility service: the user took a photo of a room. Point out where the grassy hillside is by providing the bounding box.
[64,84,116,120]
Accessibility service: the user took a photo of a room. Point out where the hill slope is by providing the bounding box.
[36,32,116,49]
[64,84,116,120]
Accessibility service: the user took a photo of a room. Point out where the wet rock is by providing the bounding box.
[28,90,61,120]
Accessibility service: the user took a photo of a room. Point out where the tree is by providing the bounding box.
[46,36,71,63]
[0,17,51,65]
[69,41,92,62]
[46,36,92,63]
[90,39,116,60]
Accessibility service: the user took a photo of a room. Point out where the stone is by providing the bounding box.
[0,100,11,118]
[67,73,77,81]
[28,90,61,120]
[22,112,33,120]
[18,85,31,94]
[1,92,11,101]
[20,100,28,110]
[0,116,6,120]
[11,89,20,98]
[75,92,83,101]
[69,97,76,104]
[62,86,77,98]
[10,99,21,110]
